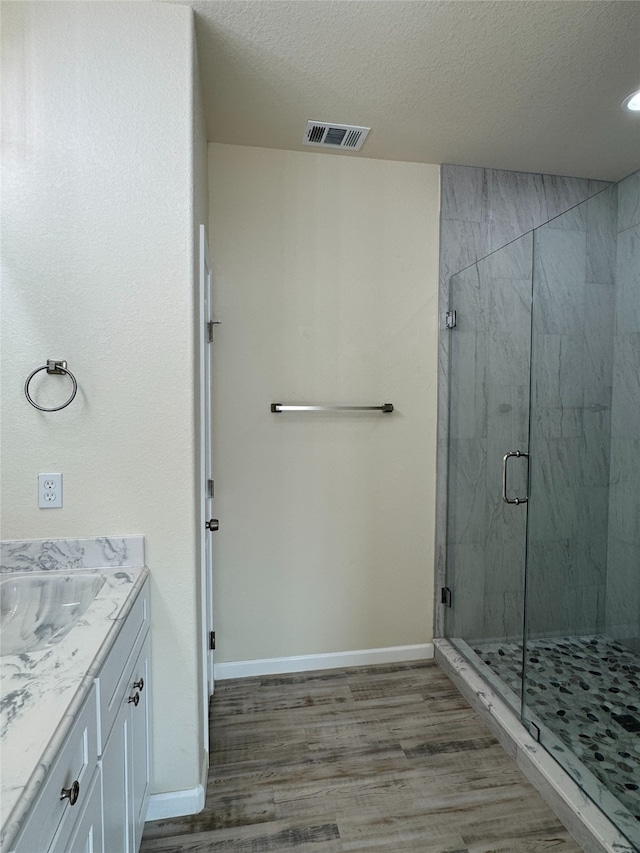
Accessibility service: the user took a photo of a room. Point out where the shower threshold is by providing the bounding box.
[435,638,639,853]
[473,635,640,826]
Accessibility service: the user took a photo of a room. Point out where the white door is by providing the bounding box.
[199,224,216,757]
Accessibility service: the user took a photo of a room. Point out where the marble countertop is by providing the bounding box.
[0,563,149,851]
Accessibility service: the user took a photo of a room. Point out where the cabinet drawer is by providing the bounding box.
[12,684,98,853]
[49,764,103,853]
[98,580,149,750]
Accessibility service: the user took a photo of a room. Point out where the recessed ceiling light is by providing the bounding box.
[622,88,640,112]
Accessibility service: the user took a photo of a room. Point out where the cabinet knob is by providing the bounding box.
[128,692,140,707]
[133,677,144,691]
[60,780,80,806]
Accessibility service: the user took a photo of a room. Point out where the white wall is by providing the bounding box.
[208,144,439,664]
[1,1,205,799]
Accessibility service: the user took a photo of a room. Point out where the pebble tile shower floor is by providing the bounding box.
[473,636,640,824]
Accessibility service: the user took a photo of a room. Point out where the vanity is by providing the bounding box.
[0,537,151,853]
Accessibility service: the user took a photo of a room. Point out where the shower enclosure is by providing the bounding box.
[444,170,640,848]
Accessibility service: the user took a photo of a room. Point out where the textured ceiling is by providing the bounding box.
[185,0,640,181]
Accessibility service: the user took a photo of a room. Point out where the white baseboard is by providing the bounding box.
[214,643,434,681]
[145,750,208,821]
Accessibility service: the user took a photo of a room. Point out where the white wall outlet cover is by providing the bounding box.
[38,472,63,508]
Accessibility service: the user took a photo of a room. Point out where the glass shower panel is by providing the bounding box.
[604,172,640,841]
[606,171,640,659]
[525,189,616,643]
[445,233,533,692]
[523,183,640,846]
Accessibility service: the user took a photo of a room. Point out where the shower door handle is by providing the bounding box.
[502,451,529,505]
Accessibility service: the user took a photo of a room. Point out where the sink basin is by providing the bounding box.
[0,572,106,656]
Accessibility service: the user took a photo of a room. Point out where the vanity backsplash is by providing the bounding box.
[0,536,145,573]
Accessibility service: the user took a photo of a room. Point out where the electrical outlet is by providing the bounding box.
[38,473,62,508]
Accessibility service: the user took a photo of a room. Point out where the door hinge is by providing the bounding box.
[209,631,216,650]
[207,479,215,499]
[441,587,452,607]
[446,311,457,329]
[207,320,222,342]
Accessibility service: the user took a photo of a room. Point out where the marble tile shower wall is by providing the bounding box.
[526,185,618,638]
[436,165,610,639]
[606,171,640,651]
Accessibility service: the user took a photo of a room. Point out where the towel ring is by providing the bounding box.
[24,360,78,412]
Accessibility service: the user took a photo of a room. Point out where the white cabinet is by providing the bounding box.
[13,685,99,853]
[101,704,128,853]
[50,766,103,853]
[129,636,151,851]
[11,578,150,853]
[101,632,151,853]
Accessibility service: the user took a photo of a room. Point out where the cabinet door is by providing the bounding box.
[101,631,150,853]
[13,687,98,853]
[129,632,151,852]
[50,765,103,853]
[101,705,130,853]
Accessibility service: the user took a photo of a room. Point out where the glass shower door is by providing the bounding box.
[445,233,533,701]
[522,183,640,847]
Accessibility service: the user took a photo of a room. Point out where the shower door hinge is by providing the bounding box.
[207,479,215,499]
[445,311,457,329]
[209,631,216,650]
[207,320,222,342]
[441,587,452,607]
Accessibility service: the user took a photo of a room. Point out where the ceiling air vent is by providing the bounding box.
[303,121,370,152]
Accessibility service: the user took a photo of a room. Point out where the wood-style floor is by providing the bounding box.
[140,661,584,852]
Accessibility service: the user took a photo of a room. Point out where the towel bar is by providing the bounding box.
[270,403,393,413]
